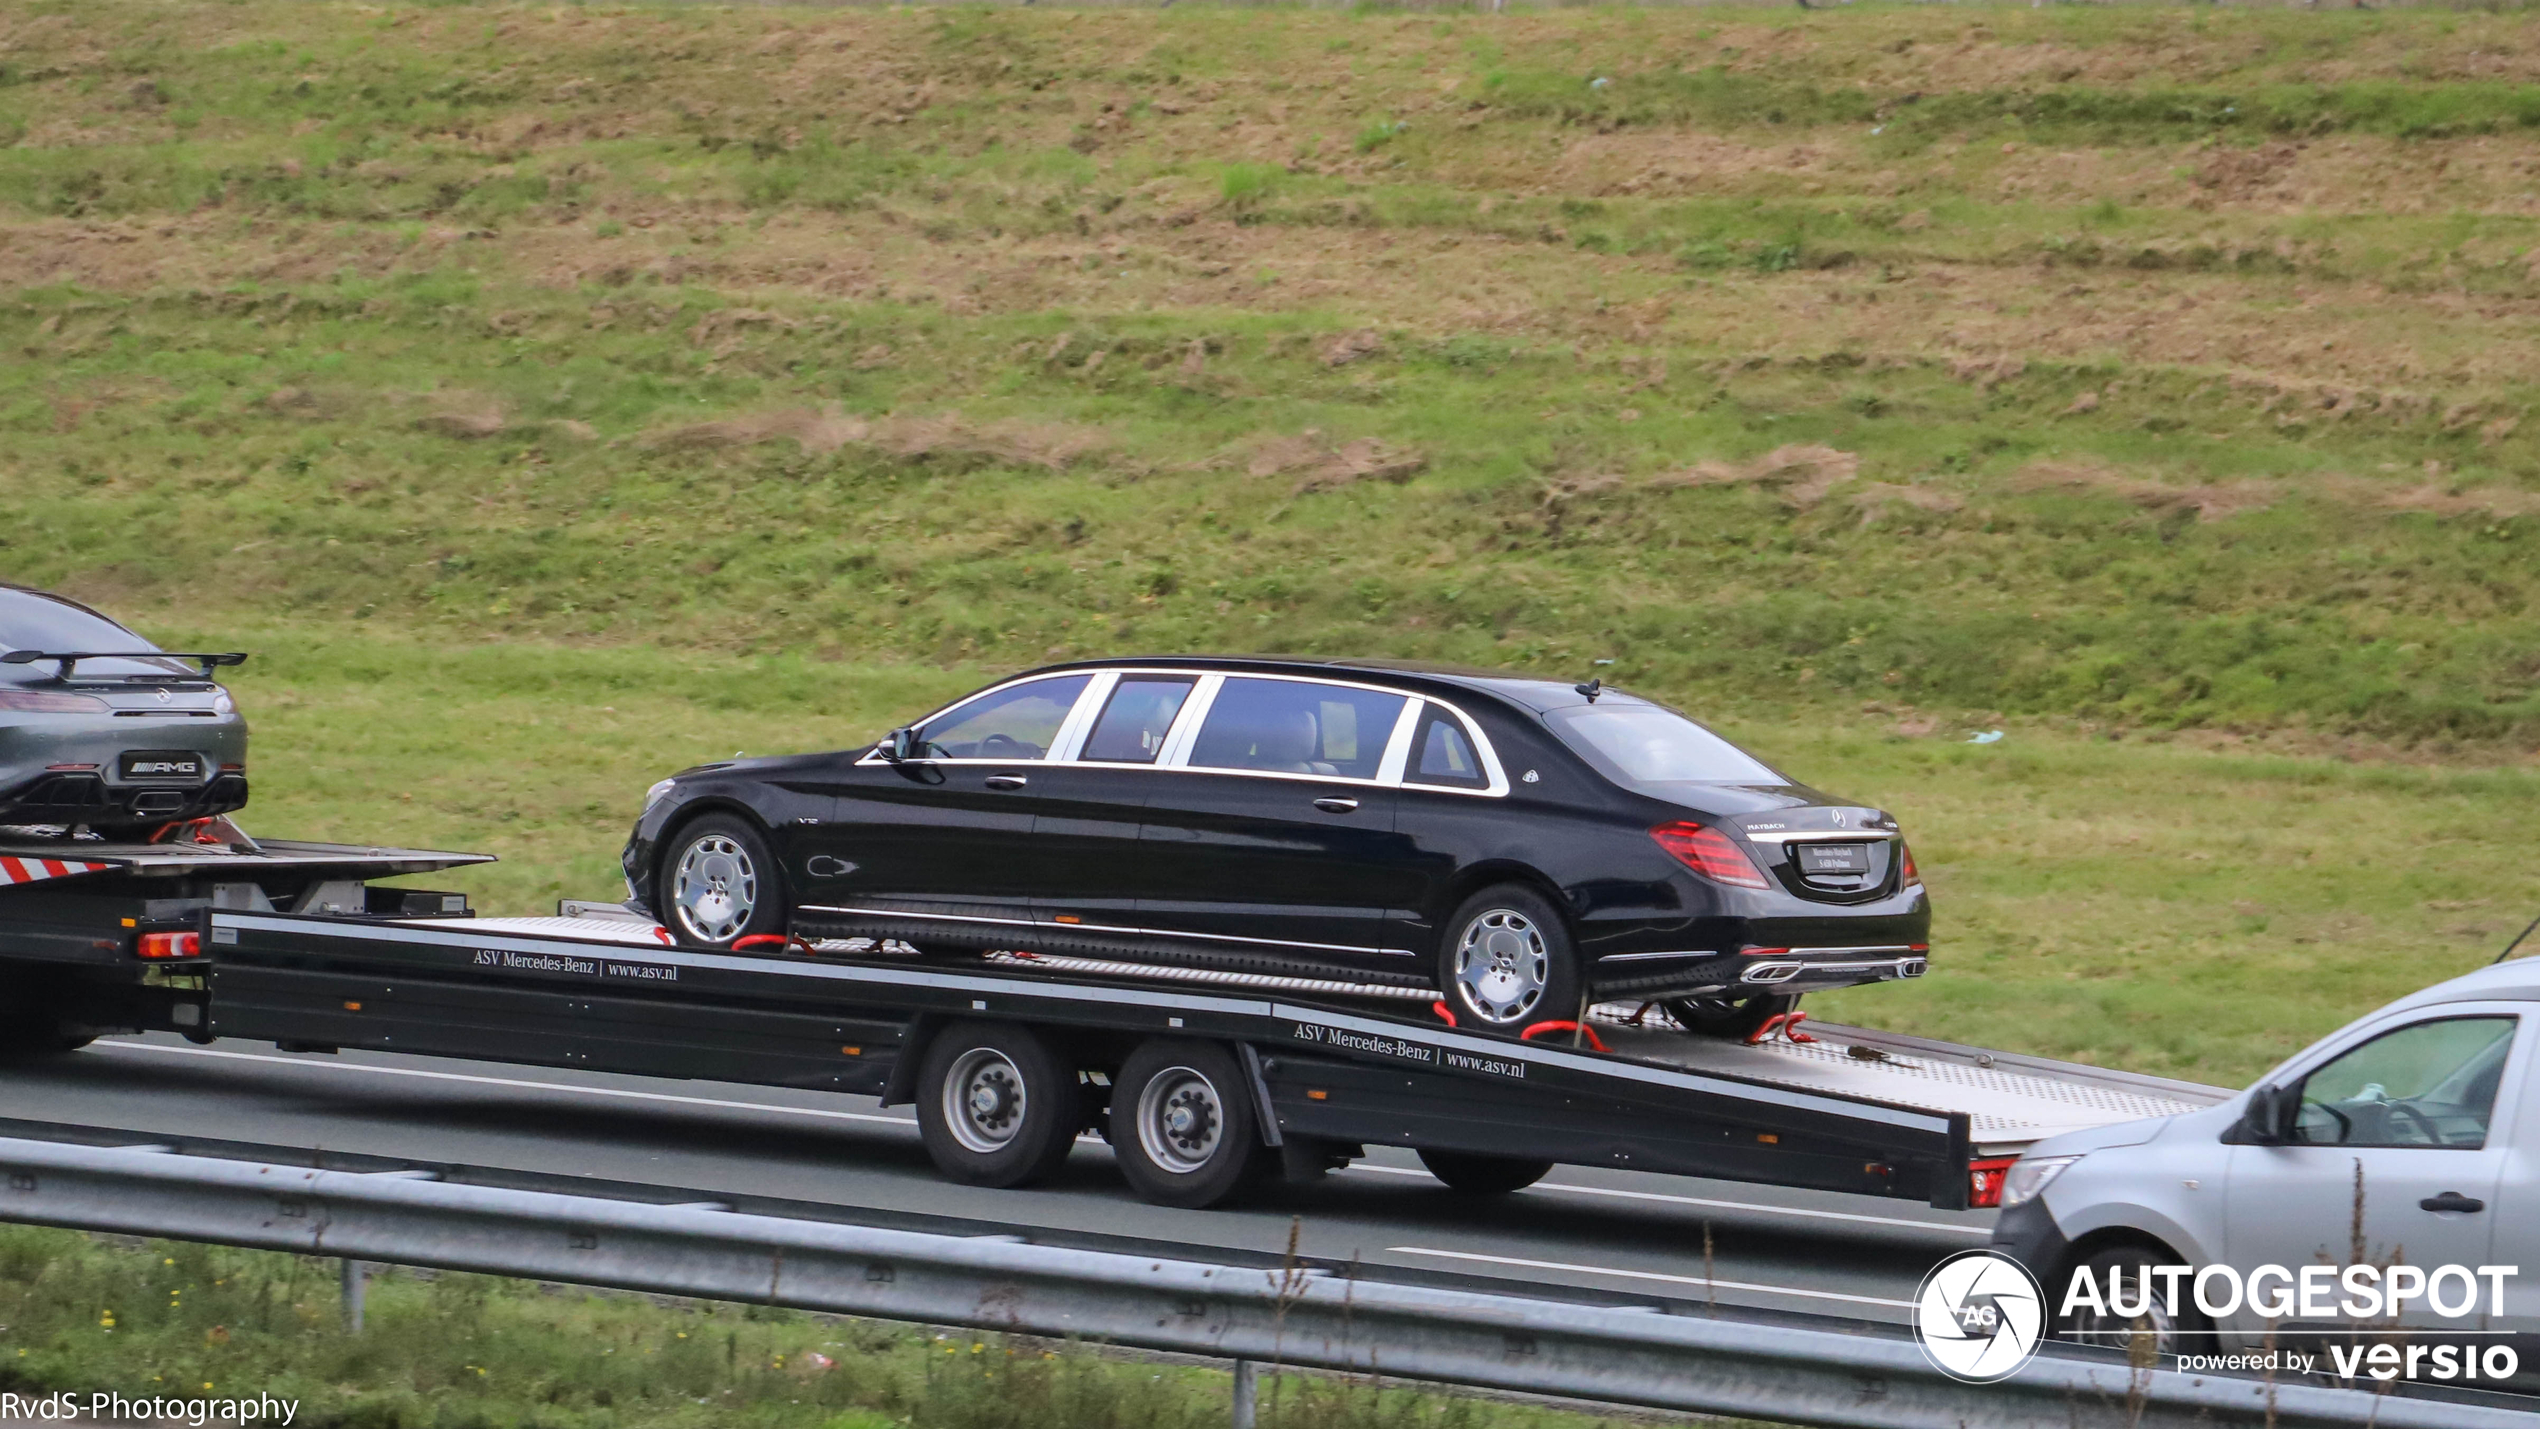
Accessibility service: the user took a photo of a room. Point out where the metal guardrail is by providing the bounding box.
[0,1135,2527,1429]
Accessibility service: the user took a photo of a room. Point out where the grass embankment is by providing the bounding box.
[3,1,2539,741]
[0,1225,1634,1429]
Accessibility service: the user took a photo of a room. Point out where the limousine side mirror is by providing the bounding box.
[2231,1082,2298,1145]
[882,727,918,763]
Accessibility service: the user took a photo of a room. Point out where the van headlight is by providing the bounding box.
[641,778,678,815]
[2000,1154,2082,1209]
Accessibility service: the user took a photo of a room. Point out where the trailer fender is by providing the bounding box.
[879,1013,945,1108]
[1234,1042,1283,1148]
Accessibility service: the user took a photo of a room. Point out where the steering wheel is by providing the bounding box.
[978,733,1032,758]
[2387,1101,2446,1147]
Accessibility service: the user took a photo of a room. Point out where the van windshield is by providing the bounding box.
[1544,703,1782,787]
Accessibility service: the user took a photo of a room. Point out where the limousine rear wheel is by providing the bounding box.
[661,814,789,951]
[1111,1039,1266,1209]
[915,1021,1084,1188]
[1438,885,1581,1033]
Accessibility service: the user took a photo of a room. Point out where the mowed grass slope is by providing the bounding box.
[3,1,2539,739]
[2,1,2538,1083]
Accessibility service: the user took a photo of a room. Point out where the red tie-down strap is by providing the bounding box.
[1746,1010,1817,1046]
[1518,1020,1610,1054]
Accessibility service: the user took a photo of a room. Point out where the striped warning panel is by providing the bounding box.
[0,855,118,886]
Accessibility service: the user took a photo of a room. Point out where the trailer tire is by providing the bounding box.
[1416,1149,1554,1195]
[914,1021,1083,1188]
[1667,993,1797,1041]
[1437,885,1580,1034]
[1110,1040,1267,1209]
[659,814,790,951]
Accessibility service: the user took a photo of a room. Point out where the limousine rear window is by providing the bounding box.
[1190,677,1405,781]
[917,674,1091,760]
[1545,703,1780,786]
[1407,707,1487,789]
[1083,675,1196,764]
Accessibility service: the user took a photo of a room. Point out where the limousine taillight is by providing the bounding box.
[1648,821,1769,889]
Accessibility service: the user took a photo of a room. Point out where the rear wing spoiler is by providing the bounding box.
[1,650,247,680]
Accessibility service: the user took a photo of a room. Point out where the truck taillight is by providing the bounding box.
[1967,1156,2018,1209]
[1649,822,1770,889]
[136,931,200,960]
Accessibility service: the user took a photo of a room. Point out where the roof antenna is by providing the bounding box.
[1574,678,1601,702]
[2493,910,2540,965]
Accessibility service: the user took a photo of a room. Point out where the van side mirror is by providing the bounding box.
[882,727,918,763]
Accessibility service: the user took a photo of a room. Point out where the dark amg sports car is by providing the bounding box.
[0,584,249,834]
[622,657,1929,1036]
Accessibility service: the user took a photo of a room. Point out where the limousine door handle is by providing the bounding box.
[984,774,1029,790]
[1312,797,1360,814]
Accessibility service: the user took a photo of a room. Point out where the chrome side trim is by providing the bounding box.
[1741,829,1901,844]
[1045,671,1118,764]
[796,904,1416,959]
[1597,949,1721,964]
[1373,697,1423,786]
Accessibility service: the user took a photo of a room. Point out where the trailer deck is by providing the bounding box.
[1,843,2232,1215]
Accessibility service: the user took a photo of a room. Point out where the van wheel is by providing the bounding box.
[660,814,789,951]
[1667,993,1797,1041]
[1437,885,1580,1033]
[914,1021,1083,1188]
[1110,1040,1266,1209]
[2054,1245,2212,1359]
[1417,1150,1554,1195]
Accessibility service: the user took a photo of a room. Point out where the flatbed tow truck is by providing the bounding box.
[0,826,2228,1211]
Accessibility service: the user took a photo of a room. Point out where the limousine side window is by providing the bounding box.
[1190,677,1405,781]
[916,674,1093,760]
[1406,706,1488,790]
[1081,675,1197,764]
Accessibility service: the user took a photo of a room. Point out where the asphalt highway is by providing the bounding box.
[0,1033,1995,1329]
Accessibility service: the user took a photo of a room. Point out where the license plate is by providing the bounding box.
[119,750,206,783]
[1797,842,1870,875]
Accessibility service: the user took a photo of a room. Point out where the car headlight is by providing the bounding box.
[641,778,678,815]
[2000,1154,2083,1209]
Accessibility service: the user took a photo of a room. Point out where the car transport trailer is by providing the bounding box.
[0,832,2227,1211]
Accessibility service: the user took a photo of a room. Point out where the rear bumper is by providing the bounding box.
[0,770,249,828]
[1590,943,1928,999]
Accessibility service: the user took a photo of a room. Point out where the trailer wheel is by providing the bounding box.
[913,1021,1083,1188]
[1437,885,1580,1033]
[1415,1150,1554,1195]
[659,814,790,951]
[1667,993,1797,1041]
[0,977,96,1059]
[1110,1040,1266,1209]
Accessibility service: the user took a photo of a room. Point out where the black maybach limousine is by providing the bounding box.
[623,657,1931,1038]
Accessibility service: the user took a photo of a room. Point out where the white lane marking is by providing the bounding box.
[1344,1163,1989,1235]
[94,1041,919,1128]
[1386,1246,1915,1309]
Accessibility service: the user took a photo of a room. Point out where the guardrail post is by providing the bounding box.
[1229,1358,1257,1429]
[340,1258,367,1334]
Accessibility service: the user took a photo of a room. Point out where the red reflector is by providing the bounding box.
[1967,1156,2018,1209]
[136,931,200,960]
[1900,840,1921,884]
[1649,822,1769,889]
[46,763,101,772]
[1738,945,1792,957]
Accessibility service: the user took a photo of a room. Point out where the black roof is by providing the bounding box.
[1028,654,1609,714]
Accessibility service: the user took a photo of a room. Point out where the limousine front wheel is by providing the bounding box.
[661,814,789,950]
[1438,886,1581,1032]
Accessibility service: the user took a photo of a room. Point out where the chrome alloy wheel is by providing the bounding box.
[672,834,758,943]
[1453,909,1549,1025]
[942,1047,1029,1154]
[1135,1065,1224,1175]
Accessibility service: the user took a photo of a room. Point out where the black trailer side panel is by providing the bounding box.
[203,911,1973,1208]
